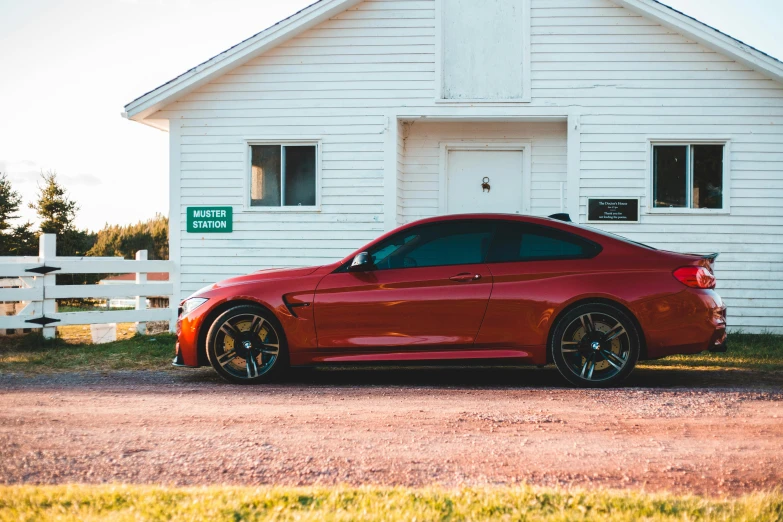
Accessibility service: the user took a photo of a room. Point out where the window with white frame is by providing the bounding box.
[249,144,317,208]
[652,143,726,210]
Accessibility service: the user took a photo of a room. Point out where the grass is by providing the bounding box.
[0,485,781,522]
[642,332,783,372]
[1,331,781,375]
[0,333,176,374]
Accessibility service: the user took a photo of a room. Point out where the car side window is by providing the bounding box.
[369,221,494,270]
[487,222,597,263]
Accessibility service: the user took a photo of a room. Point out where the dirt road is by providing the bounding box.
[1,367,781,496]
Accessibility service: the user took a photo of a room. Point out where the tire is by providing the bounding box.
[550,303,640,388]
[205,305,288,384]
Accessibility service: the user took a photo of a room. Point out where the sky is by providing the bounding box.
[1,0,782,232]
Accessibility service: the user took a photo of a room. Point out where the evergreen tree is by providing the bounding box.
[0,173,37,255]
[30,171,78,235]
[0,172,21,232]
[29,171,94,256]
[88,214,169,260]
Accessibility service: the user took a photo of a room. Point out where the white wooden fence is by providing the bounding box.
[0,234,176,339]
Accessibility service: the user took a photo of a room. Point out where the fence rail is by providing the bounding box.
[0,234,176,338]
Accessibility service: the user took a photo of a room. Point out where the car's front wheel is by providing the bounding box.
[206,305,288,384]
[550,303,640,388]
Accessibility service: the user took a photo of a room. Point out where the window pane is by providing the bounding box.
[368,222,493,270]
[653,146,687,208]
[284,146,316,206]
[251,145,281,207]
[692,145,723,209]
[521,233,584,260]
[487,223,590,263]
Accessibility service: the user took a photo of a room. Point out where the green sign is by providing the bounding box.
[187,206,232,233]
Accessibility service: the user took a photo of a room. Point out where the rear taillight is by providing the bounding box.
[673,266,716,289]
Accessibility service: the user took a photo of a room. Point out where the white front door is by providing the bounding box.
[445,149,526,215]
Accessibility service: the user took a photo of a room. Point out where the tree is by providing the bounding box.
[88,214,169,260]
[29,171,94,257]
[0,172,22,232]
[30,171,78,235]
[0,173,37,256]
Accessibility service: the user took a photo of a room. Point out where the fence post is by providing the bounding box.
[135,250,148,335]
[40,234,57,340]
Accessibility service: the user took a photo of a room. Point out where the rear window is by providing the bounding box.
[487,222,600,263]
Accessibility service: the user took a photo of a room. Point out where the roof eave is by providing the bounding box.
[124,0,363,125]
[615,0,783,85]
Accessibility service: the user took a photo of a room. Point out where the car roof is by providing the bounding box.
[338,213,661,266]
[401,213,573,229]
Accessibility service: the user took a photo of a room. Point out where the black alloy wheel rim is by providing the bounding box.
[559,312,630,382]
[214,313,280,379]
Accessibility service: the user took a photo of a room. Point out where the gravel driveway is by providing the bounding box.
[1,366,781,496]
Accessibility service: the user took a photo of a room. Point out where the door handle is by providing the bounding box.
[450,273,481,282]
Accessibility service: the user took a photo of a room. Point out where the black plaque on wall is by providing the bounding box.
[587,198,640,223]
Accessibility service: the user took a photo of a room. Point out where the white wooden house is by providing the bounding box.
[124,0,783,333]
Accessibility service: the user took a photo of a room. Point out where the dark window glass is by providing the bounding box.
[250,144,317,207]
[653,146,687,208]
[250,145,281,207]
[368,221,494,270]
[692,145,723,209]
[285,146,316,206]
[487,223,595,263]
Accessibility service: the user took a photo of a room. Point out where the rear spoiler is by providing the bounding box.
[548,213,572,222]
[687,252,719,271]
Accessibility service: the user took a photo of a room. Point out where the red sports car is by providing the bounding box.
[174,214,727,387]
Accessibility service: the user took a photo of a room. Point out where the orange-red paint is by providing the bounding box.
[176,214,727,369]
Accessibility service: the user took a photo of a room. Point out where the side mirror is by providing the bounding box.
[347,252,372,272]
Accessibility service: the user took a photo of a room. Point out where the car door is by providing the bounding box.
[314,220,495,350]
[475,221,602,350]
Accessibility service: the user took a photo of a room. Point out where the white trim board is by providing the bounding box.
[437,142,533,215]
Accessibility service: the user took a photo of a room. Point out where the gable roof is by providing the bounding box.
[124,0,783,129]
[122,0,362,129]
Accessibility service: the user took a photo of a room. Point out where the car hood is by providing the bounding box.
[195,266,322,295]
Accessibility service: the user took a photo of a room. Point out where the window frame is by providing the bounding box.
[242,138,322,212]
[646,138,731,215]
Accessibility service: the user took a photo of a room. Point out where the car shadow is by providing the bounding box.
[222,364,783,391]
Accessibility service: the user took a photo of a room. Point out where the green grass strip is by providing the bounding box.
[642,332,783,372]
[0,485,781,522]
[1,332,783,374]
[0,334,177,374]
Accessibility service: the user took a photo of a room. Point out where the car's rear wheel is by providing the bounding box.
[550,303,640,388]
[206,305,288,384]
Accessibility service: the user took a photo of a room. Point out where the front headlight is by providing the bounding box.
[180,297,208,317]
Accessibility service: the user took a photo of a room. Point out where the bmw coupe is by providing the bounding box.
[174,214,727,387]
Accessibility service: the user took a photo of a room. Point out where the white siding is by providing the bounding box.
[157,0,783,332]
[400,121,567,222]
[529,0,783,332]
